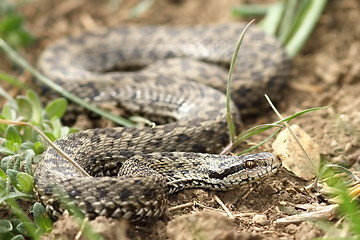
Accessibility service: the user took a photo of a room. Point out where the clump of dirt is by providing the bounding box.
[2,0,360,239]
[41,214,130,240]
[167,211,258,240]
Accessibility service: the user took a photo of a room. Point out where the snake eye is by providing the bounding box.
[245,160,256,169]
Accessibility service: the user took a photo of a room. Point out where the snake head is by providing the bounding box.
[205,152,281,189]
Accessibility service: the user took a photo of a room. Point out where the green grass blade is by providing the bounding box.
[258,2,284,36]
[233,123,283,144]
[229,105,329,153]
[275,105,330,124]
[0,38,135,127]
[238,128,281,155]
[283,0,328,58]
[226,20,255,142]
[231,4,270,17]
[0,71,29,89]
[240,0,328,58]
[277,0,298,43]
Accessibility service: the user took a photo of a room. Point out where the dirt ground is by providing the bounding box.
[2,0,360,239]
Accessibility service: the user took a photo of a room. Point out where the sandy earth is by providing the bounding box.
[1,0,360,239]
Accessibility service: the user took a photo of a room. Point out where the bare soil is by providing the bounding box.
[2,0,360,239]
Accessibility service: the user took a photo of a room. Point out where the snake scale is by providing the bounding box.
[34,23,290,223]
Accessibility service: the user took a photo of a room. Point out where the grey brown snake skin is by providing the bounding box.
[34,23,289,223]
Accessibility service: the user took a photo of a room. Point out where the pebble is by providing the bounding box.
[272,124,320,180]
[252,214,268,225]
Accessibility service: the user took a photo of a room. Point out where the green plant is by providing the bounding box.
[232,0,328,58]
[0,90,76,239]
[0,0,33,49]
[313,166,360,240]
[0,90,74,153]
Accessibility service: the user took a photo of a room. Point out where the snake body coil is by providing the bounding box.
[34,23,289,223]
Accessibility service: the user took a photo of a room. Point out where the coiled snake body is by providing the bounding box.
[34,24,289,223]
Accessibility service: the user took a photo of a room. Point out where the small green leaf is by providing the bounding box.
[5,140,20,153]
[33,141,45,155]
[0,180,7,197]
[34,228,44,239]
[49,118,62,139]
[26,90,42,124]
[9,218,21,229]
[5,30,33,49]
[0,14,23,34]
[0,116,8,133]
[0,168,6,179]
[2,103,17,121]
[1,156,13,170]
[0,232,14,239]
[16,172,33,193]
[16,222,36,238]
[20,125,33,143]
[0,191,32,202]
[0,219,13,233]
[45,98,68,119]
[19,142,34,151]
[16,96,33,121]
[33,203,52,232]
[0,14,34,48]
[24,150,35,175]
[11,235,25,240]
[0,145,14,155]
[43,132,56,142]
[12,154,20,171]
[6,126,22,146]
[0,71,28,89]
[6,169,19,187]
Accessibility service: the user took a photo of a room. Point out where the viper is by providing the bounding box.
[34,23,289,223]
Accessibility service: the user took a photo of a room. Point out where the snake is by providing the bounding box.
[34,23,290,223]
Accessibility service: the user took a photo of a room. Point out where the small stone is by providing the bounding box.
[295,222,324,240]
[252,214,268,225]
[345,142,353,153]
[284,224,298,234]
[330,140,338,147]
[272,124,320,180]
